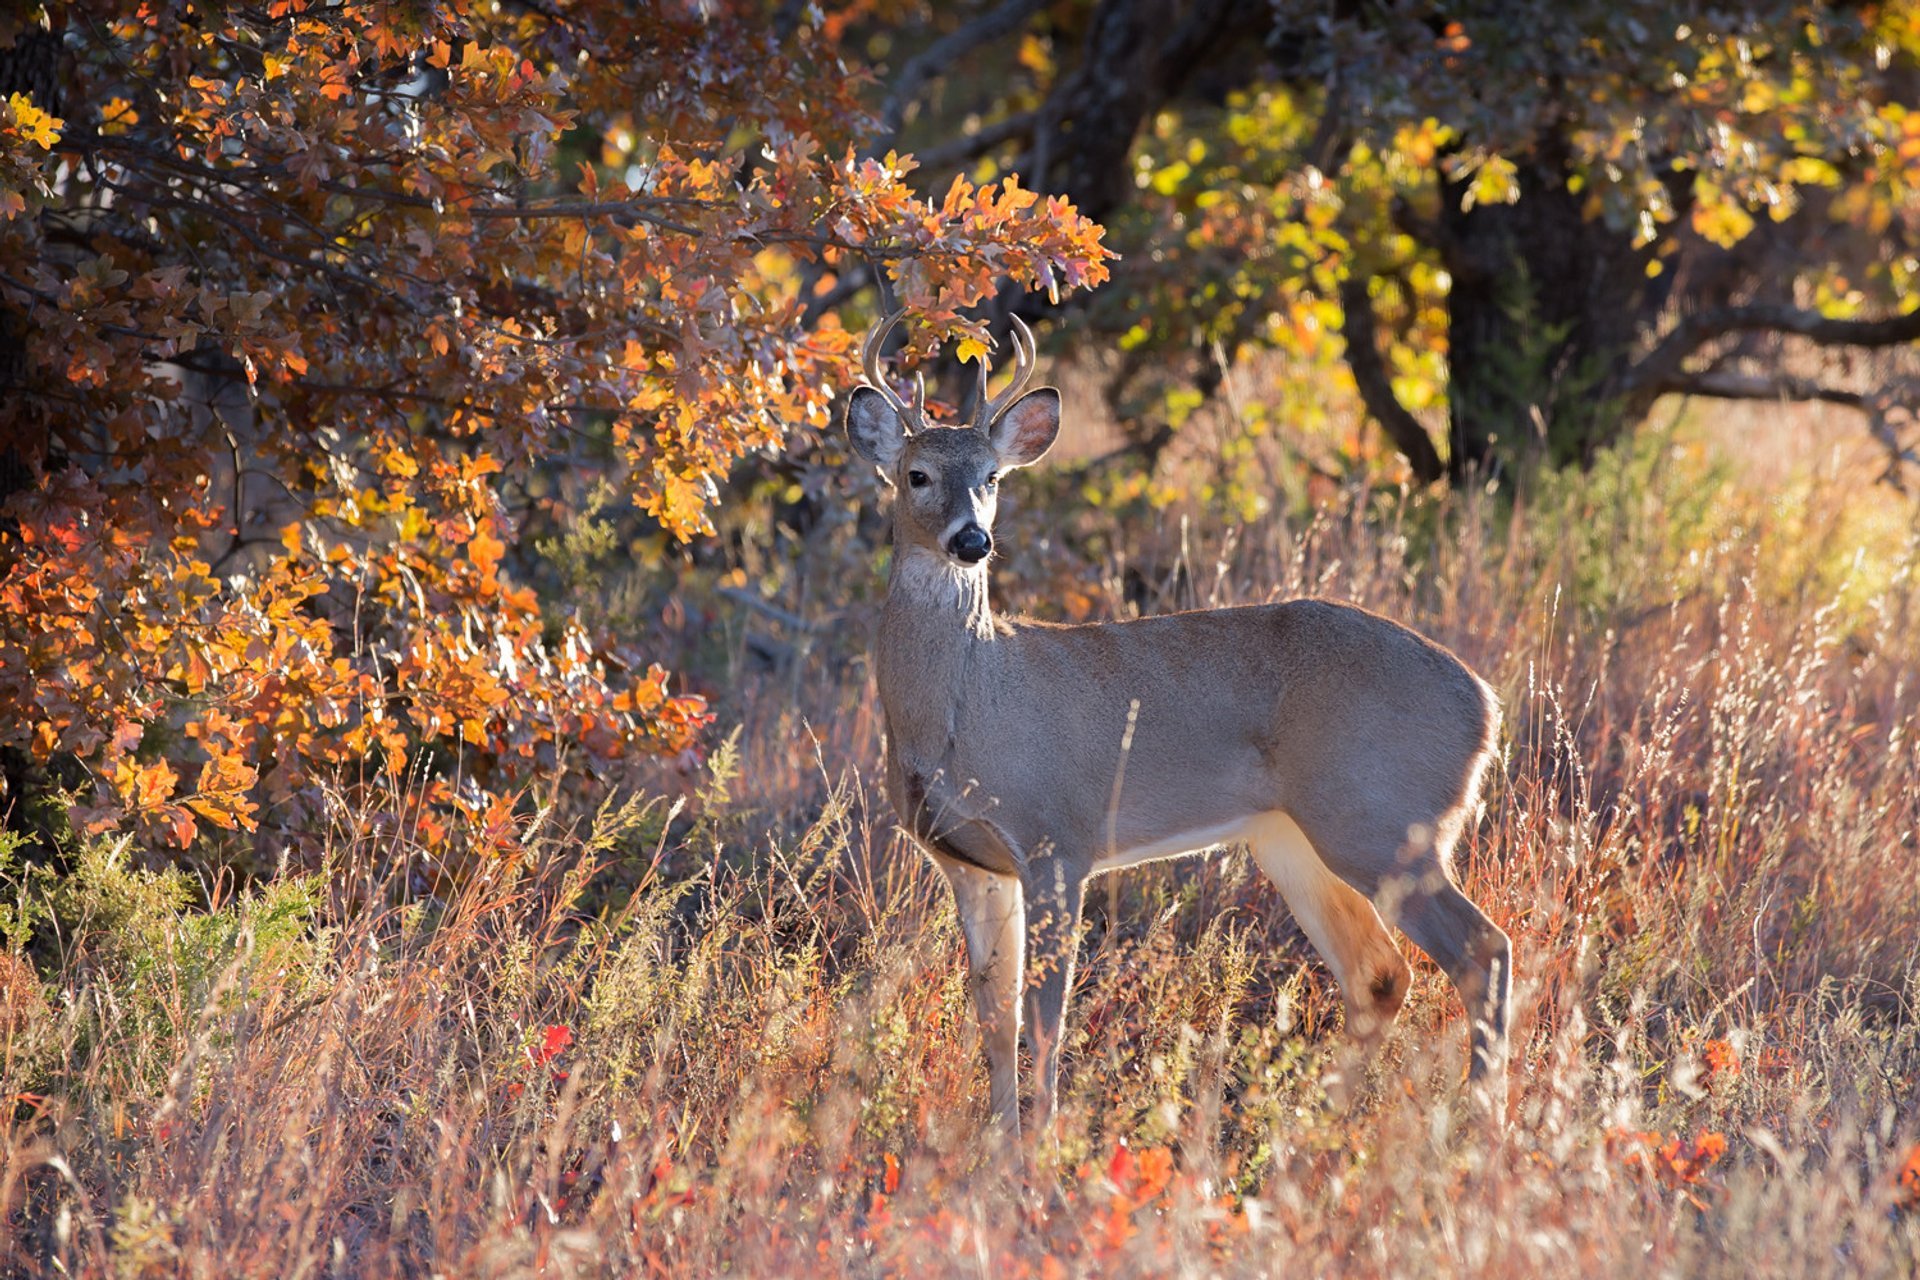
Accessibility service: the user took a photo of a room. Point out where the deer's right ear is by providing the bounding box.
[846,386,908,476]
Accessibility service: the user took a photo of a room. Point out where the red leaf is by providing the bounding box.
[533,1024,573,1066]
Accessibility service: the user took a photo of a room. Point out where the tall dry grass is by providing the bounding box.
[4,435,1920,1277]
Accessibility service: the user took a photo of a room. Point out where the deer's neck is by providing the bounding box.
[876,548,999,755]
[884,546,996,640]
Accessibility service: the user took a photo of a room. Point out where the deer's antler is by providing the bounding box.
[861,307,928,433]
[972,316,1038,431]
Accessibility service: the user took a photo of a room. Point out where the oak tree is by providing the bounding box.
[872,0,1920,481]
[0,2,1112,856]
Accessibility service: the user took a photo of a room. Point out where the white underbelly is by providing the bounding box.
[1089,816,1264,874]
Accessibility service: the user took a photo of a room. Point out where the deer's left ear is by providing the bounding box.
[988,387,1060,469]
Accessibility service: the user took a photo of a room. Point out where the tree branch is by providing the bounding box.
[1337,276,1445,484]
[1628,301,1920,395]
[911,110,1039,173]
[1660,367,1920,485]
[1657,369,1868,409]
[879,0,1052,141]
[1704,301,1920,347]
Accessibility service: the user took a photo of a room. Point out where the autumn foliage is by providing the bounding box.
[0,3,1111,855]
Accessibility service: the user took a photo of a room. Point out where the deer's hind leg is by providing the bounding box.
[1020,860,1085,1136]
[1246,811,1411,1048]
[1390,871,1511,1083]
[1290,806,1511,1086]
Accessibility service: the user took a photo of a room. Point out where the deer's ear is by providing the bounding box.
[846,386,908,472]
[988,387,1060,469]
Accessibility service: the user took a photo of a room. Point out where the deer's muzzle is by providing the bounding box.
[948,524,992,564]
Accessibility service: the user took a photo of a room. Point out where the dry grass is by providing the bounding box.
[5,430,1920,1277]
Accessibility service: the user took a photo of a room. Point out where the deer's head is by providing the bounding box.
[845,309,1060,568]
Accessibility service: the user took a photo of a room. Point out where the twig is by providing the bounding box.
[716,585,827,633]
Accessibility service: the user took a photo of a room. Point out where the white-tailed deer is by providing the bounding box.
[846,310,1510,1138]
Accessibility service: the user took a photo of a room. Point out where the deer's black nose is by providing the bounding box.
[949,524,992,564]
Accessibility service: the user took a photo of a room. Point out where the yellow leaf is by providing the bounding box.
[1780,155,1840,187]
[1741,80,1775,114]
[956,336,988,364]
[1463,155,1519,210]
[1691,178,1756,249]
[1017,32,1053,76]
[100,96,138,137]
[7,92,63,150]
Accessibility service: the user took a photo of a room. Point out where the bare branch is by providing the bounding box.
[1703,302,1920,347]
[716,585,832,633]
[1661,368,1920,486]
[1657,369,1868,409]
[1337,276,1445,484]
[911,110,1039,173]
[1629,301,1920,395]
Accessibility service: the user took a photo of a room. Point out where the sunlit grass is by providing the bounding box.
[5,449,1920,1276]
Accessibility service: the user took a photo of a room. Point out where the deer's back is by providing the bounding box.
[960,598,1499,855]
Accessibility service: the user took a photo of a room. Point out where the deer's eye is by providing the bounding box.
[984,472,1000,489]
[907,469,930,488]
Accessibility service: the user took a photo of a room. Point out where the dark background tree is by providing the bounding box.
[865,0,1920,482]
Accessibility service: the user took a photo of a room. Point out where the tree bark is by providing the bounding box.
[1033,0,1273,223]
[1434,153,1662,479]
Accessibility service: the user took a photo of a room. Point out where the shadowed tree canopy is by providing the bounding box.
[865,0,1920,483]
[0,3,1113,856]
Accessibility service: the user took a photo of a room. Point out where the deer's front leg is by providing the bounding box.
[938,858,1026,1139]
[1021,860,1085,1136]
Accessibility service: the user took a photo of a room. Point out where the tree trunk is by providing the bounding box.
[1437,154,1664,480]
[1035,0,1272,224]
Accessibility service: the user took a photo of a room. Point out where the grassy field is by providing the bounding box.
[5,413,1920,1276]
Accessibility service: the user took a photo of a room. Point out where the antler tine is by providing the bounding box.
[860,306,900,391]
[976,315,1039,430]
[860,306,921,429]
[970,344,994,429]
